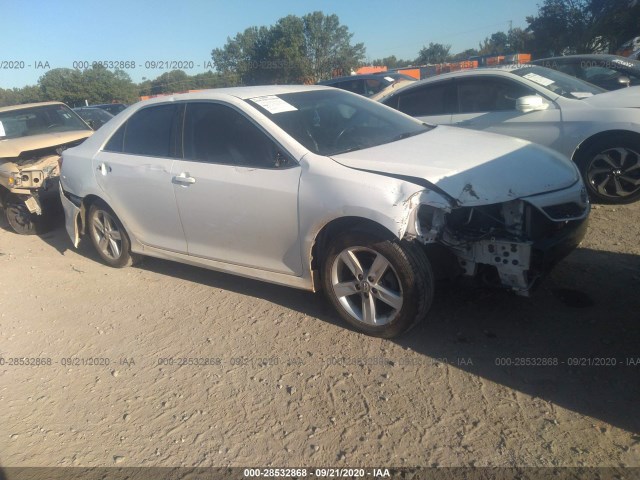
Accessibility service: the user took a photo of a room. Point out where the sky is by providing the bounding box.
[0,0,542,89]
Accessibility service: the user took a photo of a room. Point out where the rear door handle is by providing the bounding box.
[96,163,111,174]
[455,120,473,126]
[172,173,196,185]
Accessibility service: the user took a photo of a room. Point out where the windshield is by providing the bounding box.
[246,89,432,156]
[512,66,605,99]
[74,108,114,128]
[0,104,91,139]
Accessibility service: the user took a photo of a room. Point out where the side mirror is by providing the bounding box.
[516,95,549,113]
[617,75,631,88]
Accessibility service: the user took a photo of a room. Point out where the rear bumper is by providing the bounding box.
[59,185,81,248]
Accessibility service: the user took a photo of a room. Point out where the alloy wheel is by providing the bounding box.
[587,147,640,199]
[330,246,403,326]
[91,210,123,260]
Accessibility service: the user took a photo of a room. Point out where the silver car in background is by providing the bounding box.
[59,86,589,337]
[380,66,640,204]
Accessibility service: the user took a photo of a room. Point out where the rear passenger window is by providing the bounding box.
[104,104,179,157]
[104,123,125,152]
[395,82,456,116]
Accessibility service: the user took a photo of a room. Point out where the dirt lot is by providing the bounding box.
[0,201,639,468]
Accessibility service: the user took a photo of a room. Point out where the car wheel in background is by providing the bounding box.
[322,231,434,338]
[88,201,137,268]
[577,135,640,204]
[3,193,46,235]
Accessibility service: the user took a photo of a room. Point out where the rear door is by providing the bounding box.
[94,103,187,252]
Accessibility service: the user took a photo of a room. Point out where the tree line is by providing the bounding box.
[1,1,638,107]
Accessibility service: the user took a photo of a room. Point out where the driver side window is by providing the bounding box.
[183,102,289,169]
[457,78,535,113]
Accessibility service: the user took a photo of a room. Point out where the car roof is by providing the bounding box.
[531,54,640,66]
[398,67,518,85]
[0,101,66,113]
[377,66,543,101]
[318,74,406,85]
[139,85,334,106]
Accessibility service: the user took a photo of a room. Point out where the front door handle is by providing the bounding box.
[172,173,196,185]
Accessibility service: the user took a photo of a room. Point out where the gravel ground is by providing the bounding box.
[0,201,639,468]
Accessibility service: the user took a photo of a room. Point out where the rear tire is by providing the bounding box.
[321,230,434,338]
[87,201,137,268]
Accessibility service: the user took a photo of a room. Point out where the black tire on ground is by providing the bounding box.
[87,200,137,268]
[575,134,640,204]
[3,193,48,235]
[321,230,434,338]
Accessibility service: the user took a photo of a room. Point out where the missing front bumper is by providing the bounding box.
[450,216,589,295]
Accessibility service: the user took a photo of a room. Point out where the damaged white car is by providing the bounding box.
[59,86,589,337]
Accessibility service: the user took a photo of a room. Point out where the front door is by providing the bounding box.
[172,102,303,275]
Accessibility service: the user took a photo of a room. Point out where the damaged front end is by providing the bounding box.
[0,153,62,213]
[404,182,590,295]
[1,140,88,234]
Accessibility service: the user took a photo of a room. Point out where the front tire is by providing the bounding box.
[87,201,136,268]
[321,231,434,338]
[576,135,640,204]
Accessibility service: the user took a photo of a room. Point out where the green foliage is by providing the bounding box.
[526,0,640,57]
[36,66,138,107]
[138,70,238,96]
[478,31,509,55]
[415,43,451,64]
[507,28,533,53]
[526,0,596,56]
[0,86,43,107]
[302,12,366,81]
[211,11,366,84]
[371,55,414,69]
[448,49,480,62]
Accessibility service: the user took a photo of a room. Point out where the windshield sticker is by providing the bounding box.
[0,121,5,137]
[384,76,395,82]
[250,95,298,114]
[612,59,633,68]
[523,72,555,87]
[570,92,594,99]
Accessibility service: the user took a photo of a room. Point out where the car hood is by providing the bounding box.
[580,86,640,108]
[331,126,580,206]
[0,131,92,158]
